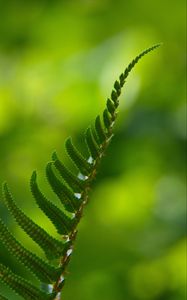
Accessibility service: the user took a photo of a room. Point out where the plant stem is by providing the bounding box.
[52,111,117,297]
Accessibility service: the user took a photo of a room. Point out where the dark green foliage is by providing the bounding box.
[65,137,93,175]
[103,108,112,130]
[0,45,160,300]
[107,98,116,117]
[2,182,67,260]
[0,263,57,300]
[91,124,100,146]
[95,115,107,144]
[111,90,119,107]
[0,219,62,283]
[114,80,121,96]
[31,171,76,234]
[46,162,81,213]
[85,127,100,160]
[52,152,85,192]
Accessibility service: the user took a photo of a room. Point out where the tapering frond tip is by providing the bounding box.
[120,43,162,85]
[136,43,162,62]
[137,43,162,56]
[142,43,162,56]
[147,43,162,49]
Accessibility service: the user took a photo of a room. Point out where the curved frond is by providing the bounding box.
[0,219,62,283]
[2,183,68,260]
[0,44,160,300]
[0,263,57,300]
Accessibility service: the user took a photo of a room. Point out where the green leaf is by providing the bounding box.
[106,98,116,116]
[91,125,100,146]
[0,219,63,283]
[0,263,57,300]
[111,90,119,107]
[31,171,76,235]
[119,73,125,86]
[46,162,81,214]
[2,183,69,260]
[103,109,112,130]
[65,137,93,175]
[85,127,100,160]
[95,115,106,144]
[114,80,121,96]
[52,152,86,192]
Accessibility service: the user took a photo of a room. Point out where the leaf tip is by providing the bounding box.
[52,151,58,161]
[31,171,37,182]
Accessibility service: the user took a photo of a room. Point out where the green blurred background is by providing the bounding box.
[0,0,186,299]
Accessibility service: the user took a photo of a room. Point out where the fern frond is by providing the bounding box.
[0,219,62,283]
[52,152,85,192]
[0,44,160,300]
[46,162,81,213]
[2,183,68,260]
[0,263,57,300]
[65,137,93,175]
